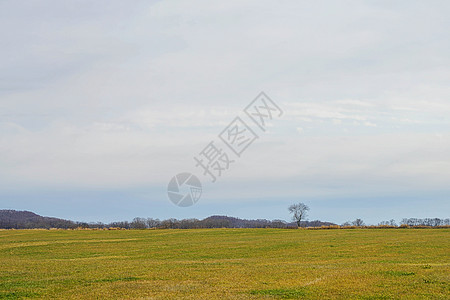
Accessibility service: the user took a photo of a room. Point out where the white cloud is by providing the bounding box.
[0,0,449,204]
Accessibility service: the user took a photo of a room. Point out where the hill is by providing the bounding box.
[0,210,76,229]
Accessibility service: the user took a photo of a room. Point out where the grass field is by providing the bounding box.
[0,229,449,299]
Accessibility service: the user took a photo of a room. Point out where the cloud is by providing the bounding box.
[0,0,449,219]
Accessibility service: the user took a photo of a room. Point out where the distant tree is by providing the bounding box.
[160,218,178,229]
[400,218,447,227]
[109,221,130,229]
[146,218,161,228]
[377,219,396,226]
[88,222,105,229]
[352,219,364,227]
[178,218,200,229]
[341,221,351,226]
[77,222,90,229]
[288,203,310,227]
[271,219,286,228]
[131,217,147,229]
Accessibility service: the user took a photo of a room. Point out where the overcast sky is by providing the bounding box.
[1,0,449,224]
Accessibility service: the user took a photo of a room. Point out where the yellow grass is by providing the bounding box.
[0,228,449,299]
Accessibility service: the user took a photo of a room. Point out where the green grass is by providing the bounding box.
[0,228,449,299]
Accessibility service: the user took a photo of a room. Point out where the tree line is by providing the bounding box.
[289,203,449,228]
[0,210,333,229]
[0,210,448,229]
[75,216,335,229]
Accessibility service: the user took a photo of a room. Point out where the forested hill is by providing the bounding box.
[0,210,76,229]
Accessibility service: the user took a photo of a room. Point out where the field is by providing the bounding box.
[0,229,449,299]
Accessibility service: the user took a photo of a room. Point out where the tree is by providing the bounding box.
[131,217,147,229]
[288,203,310,227]
[146,218,161,228]
[352,218,364,227]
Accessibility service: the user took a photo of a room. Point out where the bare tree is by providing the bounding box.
[352,218,365,227]
[378,219,396,226]
[131,217,147,229]
[146,218,161,228]
[288,203,310,227]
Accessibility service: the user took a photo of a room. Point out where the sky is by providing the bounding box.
[1,0,449,225]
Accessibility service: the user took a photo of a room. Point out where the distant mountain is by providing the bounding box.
[0,210,76,229]
[0,210,336,229]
